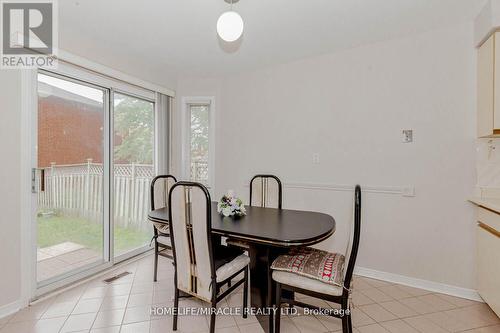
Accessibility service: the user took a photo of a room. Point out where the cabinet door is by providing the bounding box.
[478,34,494,137]
[495,33,500,131]
[477,224,500,317]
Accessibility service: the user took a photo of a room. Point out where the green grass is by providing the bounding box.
[37,214,151,254]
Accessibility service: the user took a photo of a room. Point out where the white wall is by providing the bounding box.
[176,22,478,290]
[474,0,500,46]
[0,70,22,311]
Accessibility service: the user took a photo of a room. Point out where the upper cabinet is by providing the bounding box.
[478,32,500,137]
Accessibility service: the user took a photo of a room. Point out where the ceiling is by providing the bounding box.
[59,0,486,86]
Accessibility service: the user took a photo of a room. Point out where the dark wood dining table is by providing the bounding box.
[148,202,336,332]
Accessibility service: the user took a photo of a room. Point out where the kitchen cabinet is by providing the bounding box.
[477,33,500,137]
[476,206,500,316]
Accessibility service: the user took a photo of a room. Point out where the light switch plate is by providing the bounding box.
[312,153,320,164]
[402,130,413,143]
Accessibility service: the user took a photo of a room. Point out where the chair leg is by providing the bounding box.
[347,310,353,333]
[341,299,349,333]
[268,267,274,333]
[209,300,217,333]
[275,282,282,333]
[228,280,231,287]
[173,286,179,331]
[243,267,248,318]
[153,241,159,282]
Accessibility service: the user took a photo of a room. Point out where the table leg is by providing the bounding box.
[248,244,290,333]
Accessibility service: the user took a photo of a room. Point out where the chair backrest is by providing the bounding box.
[168,181,215,302]
[249,174,283,209]
[150,175,177,211]
[343,185,361,293]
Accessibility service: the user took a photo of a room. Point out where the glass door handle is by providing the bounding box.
[32,168,45,193]
[31,168,37,193]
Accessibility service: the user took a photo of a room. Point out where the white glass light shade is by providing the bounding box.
[217,11,244,42]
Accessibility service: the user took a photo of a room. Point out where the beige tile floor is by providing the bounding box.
[1,254,498,333]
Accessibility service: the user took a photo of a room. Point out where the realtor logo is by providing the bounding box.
[1,0,57,68]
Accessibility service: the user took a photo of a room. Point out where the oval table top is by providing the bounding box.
[148,202,335,247]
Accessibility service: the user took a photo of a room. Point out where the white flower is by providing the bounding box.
[218,193,246,217]
[222,207,232,217]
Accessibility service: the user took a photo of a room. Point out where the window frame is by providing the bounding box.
[181,96,216,191]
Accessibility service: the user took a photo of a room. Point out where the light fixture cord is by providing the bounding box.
[230,0,233,10]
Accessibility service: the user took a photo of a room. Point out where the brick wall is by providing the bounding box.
[38,96,104,168]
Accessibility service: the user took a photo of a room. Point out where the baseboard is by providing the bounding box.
[355,266,483,302]
[0,300,22,320]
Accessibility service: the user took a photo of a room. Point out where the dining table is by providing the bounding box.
[148,202,336,333]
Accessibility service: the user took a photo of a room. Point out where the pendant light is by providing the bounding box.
[217,0,244,42]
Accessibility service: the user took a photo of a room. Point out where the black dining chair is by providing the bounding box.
[168,181,250,333]
[272,185,362,333]
[150,174,177,282]
[226,174,283,250]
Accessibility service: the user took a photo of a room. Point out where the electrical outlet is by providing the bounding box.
[312,153,320,164]
[402,130,413,143]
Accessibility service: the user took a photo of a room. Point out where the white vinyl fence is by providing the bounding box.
[37,160,153,232]
[190,160,208,184]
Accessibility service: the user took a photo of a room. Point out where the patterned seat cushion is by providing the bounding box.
[271,247,345,287]
[272,271,344,296]
[152,221,169,234]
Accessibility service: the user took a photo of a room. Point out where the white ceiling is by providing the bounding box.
[59,0,486,86]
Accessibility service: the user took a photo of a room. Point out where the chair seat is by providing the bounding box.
[271,247,345,286]
[213,245,244,269]
[272,270,344,296]
[215,248,250,282]
[152,221,169,234]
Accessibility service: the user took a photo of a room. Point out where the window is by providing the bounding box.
[182,97,215,188]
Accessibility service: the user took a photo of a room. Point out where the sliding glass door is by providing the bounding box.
[113,92,154,257]
[36,72,109,285]
[35,69,158,291]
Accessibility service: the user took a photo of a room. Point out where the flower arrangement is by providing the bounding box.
[217,190,246,217]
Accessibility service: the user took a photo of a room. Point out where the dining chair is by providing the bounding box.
[168,181,250,333]
[226,174,283,250]
[272,185,362,333]
[150,174,177,282]
[249,174,283,208]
